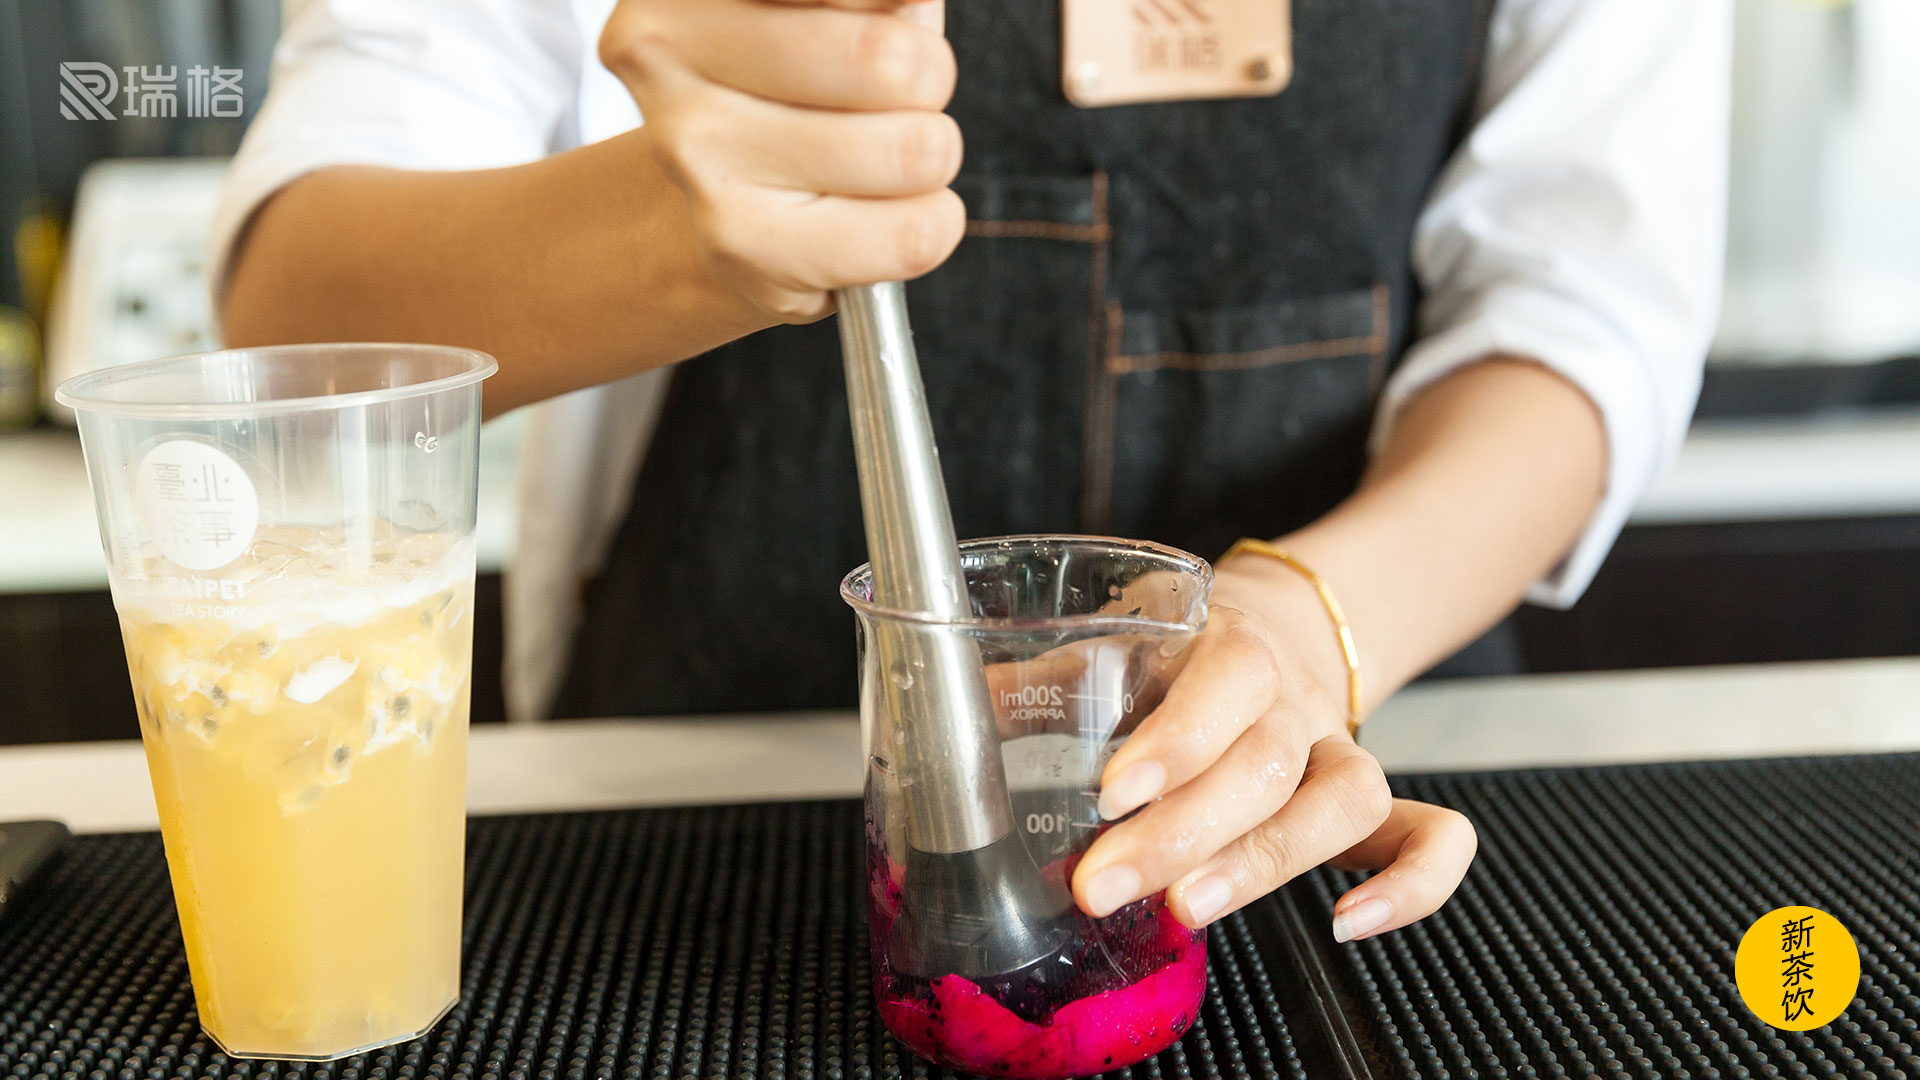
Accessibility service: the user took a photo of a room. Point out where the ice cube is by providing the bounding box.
[250,524,328,550]
[392,530,455,574]
[286,655,358,704]
[389,498,447,535]
[222,669,280,714]
[153,646,190,688]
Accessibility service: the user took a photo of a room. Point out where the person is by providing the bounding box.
[211,0,1728,945]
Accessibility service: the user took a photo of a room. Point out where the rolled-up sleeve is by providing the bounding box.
[208,0,585,297]
[1373,0,1732,607]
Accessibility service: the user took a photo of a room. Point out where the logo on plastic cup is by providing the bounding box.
[134,440,260,571]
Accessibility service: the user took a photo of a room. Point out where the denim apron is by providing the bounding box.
[553,0,1495,718]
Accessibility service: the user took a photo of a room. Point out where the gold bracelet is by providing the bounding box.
[1220,537,1364,740]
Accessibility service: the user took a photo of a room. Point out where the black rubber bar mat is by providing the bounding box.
[0,799,1354,1080]
[6,753,1918,1080]
[1304,751,1920,1078]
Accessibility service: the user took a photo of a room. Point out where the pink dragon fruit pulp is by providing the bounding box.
[869,854,1208,1079]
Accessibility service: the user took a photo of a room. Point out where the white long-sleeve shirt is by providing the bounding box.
[211,0,1731,722]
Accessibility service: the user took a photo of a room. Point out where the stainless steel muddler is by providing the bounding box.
[836,282,1072,981]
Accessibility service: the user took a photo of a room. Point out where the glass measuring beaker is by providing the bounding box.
[843,535,1211,1079]
[57,343,494,1061]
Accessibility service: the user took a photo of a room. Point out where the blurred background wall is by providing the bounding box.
[1,0,276,318]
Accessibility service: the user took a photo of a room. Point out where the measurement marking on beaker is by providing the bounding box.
[1024,811,1071,835]
[1066,691,1135,711]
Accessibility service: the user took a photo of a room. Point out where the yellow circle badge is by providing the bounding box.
[1735,906,1860,1030]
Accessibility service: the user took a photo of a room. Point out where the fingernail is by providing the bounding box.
[1331,898,1392,943]
[1098,761,1166,820]
[1180,875,1233,926]
[1082,864,1143,918]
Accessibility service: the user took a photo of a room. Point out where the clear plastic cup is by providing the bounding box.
[843,535,1212,1079]
[56,343,495,1061]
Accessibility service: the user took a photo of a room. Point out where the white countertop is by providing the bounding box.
[4,408,1918,594]
[5,656,1916,834]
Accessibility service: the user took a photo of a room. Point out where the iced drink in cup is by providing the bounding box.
[57,343,495,1060]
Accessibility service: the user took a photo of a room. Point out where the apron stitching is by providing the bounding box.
[1079,171,1116,532]
[1109,332,1378,374]
[965,221,1110,242]
[1085,300,1123,531]
[1368,281,1391,392]
[1102,280,1393,375]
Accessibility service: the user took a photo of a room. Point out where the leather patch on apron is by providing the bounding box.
[1062,0,1291,108]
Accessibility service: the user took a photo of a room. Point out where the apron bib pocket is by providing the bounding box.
[1099,285,1389,554]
